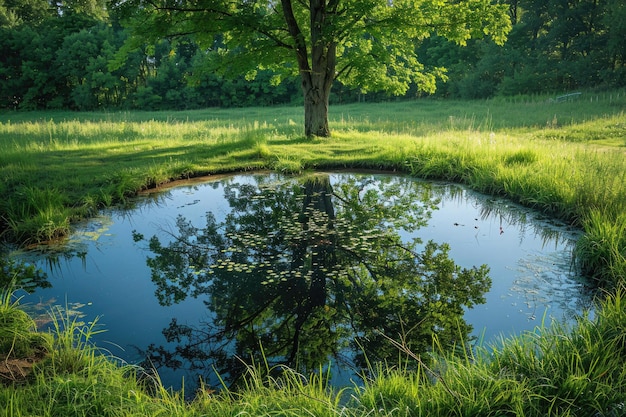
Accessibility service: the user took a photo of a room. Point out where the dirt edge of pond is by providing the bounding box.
[0,348,48,385]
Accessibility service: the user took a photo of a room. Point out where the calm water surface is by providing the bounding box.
[13,172,592,392]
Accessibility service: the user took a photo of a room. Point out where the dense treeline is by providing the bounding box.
[1,0,624,111]
[426,0,626,98]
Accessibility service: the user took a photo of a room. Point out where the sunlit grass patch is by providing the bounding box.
[0,94,624,283]
[503,149,538,166]
[575,211,626,287]
[3,187,71,244]
[272,155,303,174]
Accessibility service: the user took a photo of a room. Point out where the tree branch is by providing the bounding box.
[281,0,311,72]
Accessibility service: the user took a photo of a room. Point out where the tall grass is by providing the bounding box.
[353,288,626,416]
[0,289,51,360]
[0,290,348,416]
[0,294,187,417]
[4,187,71,244]
[574,210,626,286]
[0,287,626,416]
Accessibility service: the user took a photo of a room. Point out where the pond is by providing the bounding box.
[11,172,592,393]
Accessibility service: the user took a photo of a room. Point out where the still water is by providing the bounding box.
[13,172,592,392]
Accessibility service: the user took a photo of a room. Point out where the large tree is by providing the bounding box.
[113,0,511,137]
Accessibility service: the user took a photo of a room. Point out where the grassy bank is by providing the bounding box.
[1,285,625,416]
[0,91,625,415]
[1,91,624,285]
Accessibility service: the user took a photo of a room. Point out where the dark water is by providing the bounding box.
[11,172,592,392]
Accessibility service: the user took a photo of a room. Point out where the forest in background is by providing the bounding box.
[1,0,625,111]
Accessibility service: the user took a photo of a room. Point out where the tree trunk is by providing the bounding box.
[281,0,336,137]
[302,77,331,137]
[303,0,336,138]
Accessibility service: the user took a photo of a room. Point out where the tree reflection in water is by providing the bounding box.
[133,174,491,389]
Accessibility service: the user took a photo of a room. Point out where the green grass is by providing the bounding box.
[5,94,622,279]
[0,290,51,360]
[354,288,626,417]
[0,91,625,415]
[1,286,626,416]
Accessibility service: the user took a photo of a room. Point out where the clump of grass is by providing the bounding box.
[0,290,51,360]
[192,361,347,416]
[503,149,538,166]
[354,360,530,416]
[574,210,626,287]
[143,159,197,190]
[101,169,146,202]
[4,186,71,244]
[353,288,626,416]
[42,305,107,376]
[272,155,303,174]
[254,141,272,159]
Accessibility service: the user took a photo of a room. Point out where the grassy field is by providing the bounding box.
[1,91,624,283]
[1,91,625,415]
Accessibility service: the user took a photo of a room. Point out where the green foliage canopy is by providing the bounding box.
[3,1,624,112]
[113,0,511,136]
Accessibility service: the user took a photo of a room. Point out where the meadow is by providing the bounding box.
[0,91,625,416]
